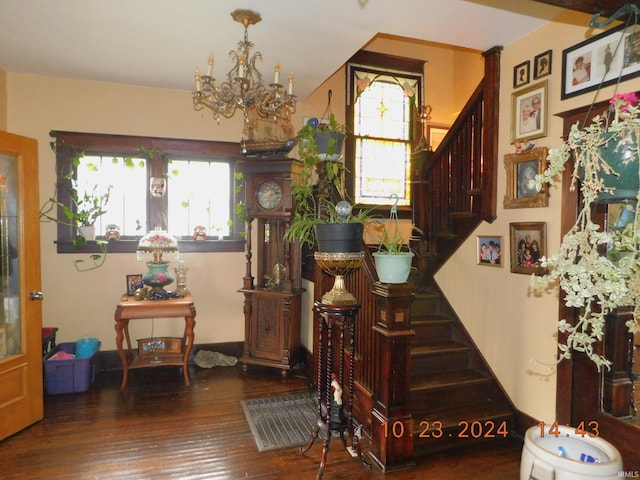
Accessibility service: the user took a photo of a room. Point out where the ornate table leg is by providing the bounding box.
[114,307,129,391]
[182,307,196,386]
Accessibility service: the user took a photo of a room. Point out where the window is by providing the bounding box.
[346,51,424,208]
[51,132,243,254]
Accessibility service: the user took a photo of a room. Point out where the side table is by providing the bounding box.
[300,302,370,479]
[114,295,196,390]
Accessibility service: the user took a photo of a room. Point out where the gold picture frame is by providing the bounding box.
[503,147,548,209]
[476,235,503,267]
[511,80,547,143]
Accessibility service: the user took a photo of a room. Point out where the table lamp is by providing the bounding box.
[136,229,179,296]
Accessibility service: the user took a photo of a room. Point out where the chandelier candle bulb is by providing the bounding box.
[288,73,294,95]
[274,63,280,84]
[238,56,245,78]
[207,54,214,77]
[194,70,201,92]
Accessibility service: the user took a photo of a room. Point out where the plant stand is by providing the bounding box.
[300,302,370,479]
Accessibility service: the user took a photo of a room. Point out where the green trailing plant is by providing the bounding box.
[530,92,640,370]
[40,168,113,228]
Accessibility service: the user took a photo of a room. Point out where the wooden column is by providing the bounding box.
[369,282,415,472]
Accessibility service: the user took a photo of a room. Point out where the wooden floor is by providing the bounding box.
[1,364,524,479]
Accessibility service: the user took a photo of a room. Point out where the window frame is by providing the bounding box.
[345,51,425,217]
[51,131,245,254]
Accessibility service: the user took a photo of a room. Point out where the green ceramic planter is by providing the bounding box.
[593,131,640,203]
[373,251,414,284]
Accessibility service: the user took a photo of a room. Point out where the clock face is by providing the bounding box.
[256,180,283,210]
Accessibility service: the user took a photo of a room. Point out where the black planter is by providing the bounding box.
[314,131,345,161]
[314,223,364,253]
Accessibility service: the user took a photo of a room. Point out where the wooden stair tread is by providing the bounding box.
[411,341,471,356]
[411,315,453,325]
[410,369,489,390]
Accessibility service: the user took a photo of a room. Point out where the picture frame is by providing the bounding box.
[476,235,503,267]
[126,274,143,296]
[513,60,530,88]
[503,147,549,209]
[427,125,449,150]
[533,50,552,79]
[511,80,547,143]
[561,21,640,99]
[509,222,547,275]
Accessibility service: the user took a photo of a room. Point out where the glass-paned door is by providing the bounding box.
[0,131,43,441]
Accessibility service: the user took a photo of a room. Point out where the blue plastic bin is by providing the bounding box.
[43,342,100,394]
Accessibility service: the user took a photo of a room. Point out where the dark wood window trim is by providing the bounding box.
[51,131,245,254]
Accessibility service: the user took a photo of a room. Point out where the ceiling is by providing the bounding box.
[0,1,576,100]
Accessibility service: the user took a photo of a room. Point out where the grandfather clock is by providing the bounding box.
[237,157,305,374]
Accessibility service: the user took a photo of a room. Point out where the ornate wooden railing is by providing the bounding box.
[413,47,501,275]
[308,46,502,469]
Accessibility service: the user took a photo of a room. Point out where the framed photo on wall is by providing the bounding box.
[511,81,547,143]
[533,50,552,79]
[477,235,503,267]
[509,222,547,275]
[562,21,640,99]
[427,125,449,150]
[503,147,549,209]
[513,60,530,88]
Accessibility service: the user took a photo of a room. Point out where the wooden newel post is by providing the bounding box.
[369,282,415,472]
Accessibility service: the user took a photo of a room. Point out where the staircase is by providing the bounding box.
[408,276,515,456]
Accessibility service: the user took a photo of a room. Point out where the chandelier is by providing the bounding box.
[192,9,296,127]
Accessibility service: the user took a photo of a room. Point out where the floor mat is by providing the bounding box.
[241,390,321,452]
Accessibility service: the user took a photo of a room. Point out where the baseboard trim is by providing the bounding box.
[512,410,539,441]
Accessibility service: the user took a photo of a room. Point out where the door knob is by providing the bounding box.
[29,291,44,300]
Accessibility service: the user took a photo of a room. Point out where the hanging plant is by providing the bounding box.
[530,92,640,370]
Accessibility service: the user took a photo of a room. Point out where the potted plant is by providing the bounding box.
[40,170,113,241]
[371,223,414,284]
[284,114,370,252]
[530,92,640,370]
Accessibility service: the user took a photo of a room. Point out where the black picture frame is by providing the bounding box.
[562,21,640,99]
[513,60,530,89]
[533,50,552,79]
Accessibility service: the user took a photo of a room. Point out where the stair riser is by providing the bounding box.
[411,350,470,374]
[413,418,514,456]
[410,296,444,317]
[411,322,452,344]
[411,381,493,410]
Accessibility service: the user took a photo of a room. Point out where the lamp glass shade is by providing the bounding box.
[136,229,179,292]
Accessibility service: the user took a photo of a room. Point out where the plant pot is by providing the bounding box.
[315,131,345,161]
[77,225,96,241]
[590,130,640,203]
[373,252,414,284]
[314,223,363,253]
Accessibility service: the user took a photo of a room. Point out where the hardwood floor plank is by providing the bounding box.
[0,365,523,479]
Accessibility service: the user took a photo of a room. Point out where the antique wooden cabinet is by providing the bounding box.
[237,157,305,374]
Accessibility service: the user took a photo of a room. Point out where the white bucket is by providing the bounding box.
[520,424,623,480]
